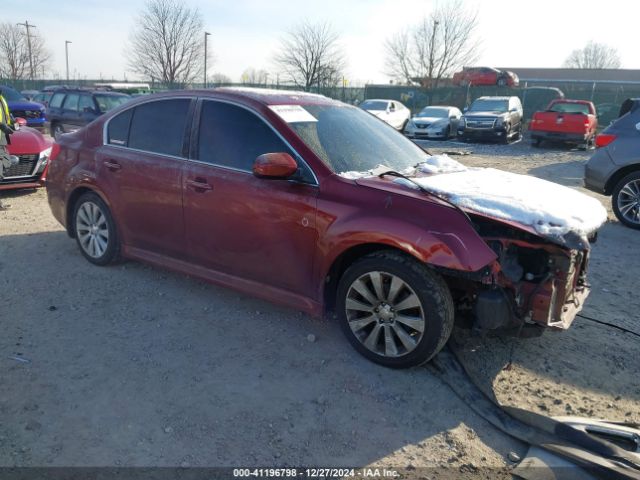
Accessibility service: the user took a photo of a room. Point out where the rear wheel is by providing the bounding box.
[52,123,64,140]
[336,251,454,368]
[72,192,120,265]
[532,137,542,148]
[612,171,640,229]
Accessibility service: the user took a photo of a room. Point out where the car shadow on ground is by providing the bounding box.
[1,230,521,471]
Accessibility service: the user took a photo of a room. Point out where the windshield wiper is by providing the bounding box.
[378,170,473,224]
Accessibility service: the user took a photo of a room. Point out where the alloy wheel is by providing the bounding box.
[345,271,425,358]
[75,201,110,258]
[617,179,640,225]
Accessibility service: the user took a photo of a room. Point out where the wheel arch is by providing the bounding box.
[604,164,640,195]
[322,243,415,316]
[65,185,112,238]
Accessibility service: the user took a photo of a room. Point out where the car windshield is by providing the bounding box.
[417,107,448,118]
[469,99,508,112]
[548,102,590,115]
[95,94,130,113]
[360,100,388,111]
[287,104,428,175]
[0,86,26,102]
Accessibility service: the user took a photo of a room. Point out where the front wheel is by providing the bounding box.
[336,251,454,368]
[612,172,640,229]
[51,123,64,139]
[73,192,120,265]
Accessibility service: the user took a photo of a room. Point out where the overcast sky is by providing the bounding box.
[9,0,637,84]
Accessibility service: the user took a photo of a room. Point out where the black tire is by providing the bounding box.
[532,137,542,148]
[612,171,640,230]
[72,192,120,265]
[336,251,454,368]
[52,123,64,140]
[502,124,512,144]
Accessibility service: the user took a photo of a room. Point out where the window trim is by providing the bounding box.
[189,97,319,186]
[102,96,195,160]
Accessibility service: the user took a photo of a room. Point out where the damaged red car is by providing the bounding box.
[45,88,604,368]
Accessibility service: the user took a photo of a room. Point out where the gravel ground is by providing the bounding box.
[1,137,638,477]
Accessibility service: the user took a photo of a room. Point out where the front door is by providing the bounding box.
[96,97,193,258]
[183,100,319,297]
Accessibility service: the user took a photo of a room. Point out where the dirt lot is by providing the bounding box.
[1,138,638,476]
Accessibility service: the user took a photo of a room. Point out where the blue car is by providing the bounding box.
[0,84,47,132]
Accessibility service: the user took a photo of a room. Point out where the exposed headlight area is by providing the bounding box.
[36,146,52,173]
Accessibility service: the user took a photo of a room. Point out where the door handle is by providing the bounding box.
[104,160,122,171]
[186,178,213,192]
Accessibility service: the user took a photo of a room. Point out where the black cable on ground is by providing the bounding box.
[577,313,640,339]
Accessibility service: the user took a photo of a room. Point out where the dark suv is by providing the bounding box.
[458,96,523,143]
[47,88,130,138]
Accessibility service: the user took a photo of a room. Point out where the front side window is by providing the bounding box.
[49,93,65,109]
[128,99,191,157]
[63,94,80,112]
[197,101,293,173]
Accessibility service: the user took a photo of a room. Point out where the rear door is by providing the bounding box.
[183,99,319,297]
[60,93,81,131]
[95,97,193,258]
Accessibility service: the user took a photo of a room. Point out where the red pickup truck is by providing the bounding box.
[529,99,597,149]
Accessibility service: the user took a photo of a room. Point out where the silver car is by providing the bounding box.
[404,106,462,140]
[585,98,640,229]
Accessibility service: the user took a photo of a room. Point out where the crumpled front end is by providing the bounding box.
[447,214,594,334]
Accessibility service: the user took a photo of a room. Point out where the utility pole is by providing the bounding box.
[204,32,211,88]
[428,20,439,89]
[17,21,36,80]
[65,41,72,83]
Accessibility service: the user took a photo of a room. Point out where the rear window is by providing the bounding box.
[49,93,65,109]
[549,102,590,115]
[128,99,191,157]
[360,100,388,111]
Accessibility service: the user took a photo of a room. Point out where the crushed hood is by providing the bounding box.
[340,156,608,248]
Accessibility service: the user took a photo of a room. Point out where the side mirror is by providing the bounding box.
[253,152,298,179]
[14,117,27,129]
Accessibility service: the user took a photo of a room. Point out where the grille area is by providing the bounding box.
[3,154,39,178]
[12,109,43,119]
[466,117,497,129]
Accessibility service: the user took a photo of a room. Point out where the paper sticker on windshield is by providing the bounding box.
[269,105,317,123]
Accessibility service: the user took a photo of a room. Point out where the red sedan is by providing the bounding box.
[46,88,597,368]
[0,125,53,191]
[452,67,519,87]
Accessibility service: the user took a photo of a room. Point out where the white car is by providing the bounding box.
[360,99,411,131]
[404,106,462,140]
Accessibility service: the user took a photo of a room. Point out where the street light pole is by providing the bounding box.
[204,32,211,88]
[65,41,72,83]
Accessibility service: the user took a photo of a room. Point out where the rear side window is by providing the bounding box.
[63,94,80,112]
[107,109,133,146]
[49,93,65,109]
[128,99,191,157]
[79,95,95,112]
[197,101,291,171]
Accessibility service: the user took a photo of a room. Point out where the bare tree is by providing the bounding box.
[209,73,231,85]
[563,41,621,69]
[241,67,269,85]
[126,0,206,87]
[384,0,479,87]
[0,23,51,80]
[274,21,345,90]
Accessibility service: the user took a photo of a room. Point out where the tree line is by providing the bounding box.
[0,0,624,87]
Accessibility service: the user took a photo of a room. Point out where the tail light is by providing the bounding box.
[49,143,61,161]
[595,134,617,148]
